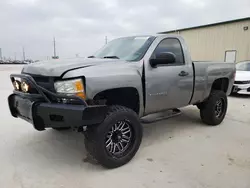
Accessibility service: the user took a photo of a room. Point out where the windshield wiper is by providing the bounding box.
[103,56,120,59]
[88,55,95,58]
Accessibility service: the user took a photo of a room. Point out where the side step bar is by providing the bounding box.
[140,109,181,124]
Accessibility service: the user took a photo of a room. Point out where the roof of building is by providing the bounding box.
[159,17,250,34]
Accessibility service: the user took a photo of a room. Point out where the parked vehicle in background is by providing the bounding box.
[8,34,236,168]
[231,61,250,95]
[0,59,32,64]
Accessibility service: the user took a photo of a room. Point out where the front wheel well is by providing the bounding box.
[93,87,140,114]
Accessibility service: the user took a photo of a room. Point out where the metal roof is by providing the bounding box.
[159,17,250,34]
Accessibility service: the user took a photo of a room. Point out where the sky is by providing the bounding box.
[0,0,249,60]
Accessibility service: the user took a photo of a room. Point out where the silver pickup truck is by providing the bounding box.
[8,34,235,168]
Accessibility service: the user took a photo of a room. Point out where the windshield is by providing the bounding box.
[92,36,155,61]
[236,61,250,71]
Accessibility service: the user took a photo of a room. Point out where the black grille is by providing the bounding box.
[24,74,56,93]
[234,80,250,84]
[35,79,55,92]
[32,76,50,83]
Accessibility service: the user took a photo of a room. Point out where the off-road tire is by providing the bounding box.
[200,90,228,126]
[84,105,143,169]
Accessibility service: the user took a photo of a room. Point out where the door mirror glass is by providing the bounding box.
[150,52,176,67]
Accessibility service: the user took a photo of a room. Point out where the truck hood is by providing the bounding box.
[235,71,250,81]
[22,58,130,77]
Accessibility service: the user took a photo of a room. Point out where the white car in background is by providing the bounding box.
[232,61,250,95]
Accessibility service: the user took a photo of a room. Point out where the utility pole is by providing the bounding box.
[14,52,16,60]
[105,36,108,45]
[22,47,26,61]
[0,48,2,60]
[52,37,59,59]
[53,37,56,57]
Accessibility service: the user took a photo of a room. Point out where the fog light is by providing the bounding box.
[21,82,29,92]
[13,80,21,91]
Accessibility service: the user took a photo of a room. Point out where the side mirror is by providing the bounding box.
[150,52,176,68]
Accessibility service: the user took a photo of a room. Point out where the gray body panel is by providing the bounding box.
[22,58,128,77]
[142,35,194,114]
[191,61,235,104]
[21,34,235,118]
[62,62,145,117]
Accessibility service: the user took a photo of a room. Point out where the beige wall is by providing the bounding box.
[170,19,250,62]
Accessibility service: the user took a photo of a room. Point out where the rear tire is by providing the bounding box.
[200,90,227,126]
[84,105,143,169]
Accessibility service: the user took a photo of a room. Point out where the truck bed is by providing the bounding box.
[190,61,235,104]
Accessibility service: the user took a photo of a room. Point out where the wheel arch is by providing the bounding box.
[202,77,229,103]
[210,78,229,93]
[93,87,142,115]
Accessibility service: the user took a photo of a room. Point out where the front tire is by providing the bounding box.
[200,90,228,126]
[84,105,143,169]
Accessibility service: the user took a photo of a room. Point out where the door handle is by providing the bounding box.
[179,71,189,77]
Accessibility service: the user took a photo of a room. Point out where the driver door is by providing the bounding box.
[144,38,193,114]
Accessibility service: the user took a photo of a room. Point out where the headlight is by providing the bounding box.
[12,80,21,91]
[21,81,29,93]
[12,80,30,93]
[54,78,86,99]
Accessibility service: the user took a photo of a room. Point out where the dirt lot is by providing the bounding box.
[0,65,250,188]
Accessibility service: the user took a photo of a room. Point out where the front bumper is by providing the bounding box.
[8,74,107,131]
[232,83,250,95]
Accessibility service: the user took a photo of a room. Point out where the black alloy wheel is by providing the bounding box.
[200,90,228,126]
[84,105,143,168]
[214,98,225,118]
[105,120,133,158]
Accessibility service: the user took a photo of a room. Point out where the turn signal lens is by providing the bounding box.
[74,80,86,99]
[74,80,84,92]
[76,92,86,99]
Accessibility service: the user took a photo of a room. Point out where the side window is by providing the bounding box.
[236,62,248,71]
[246,63,250,71]
[238,63,246,70]
[153,38,185,64]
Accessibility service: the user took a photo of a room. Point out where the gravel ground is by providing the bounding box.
[0,65,250,188]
